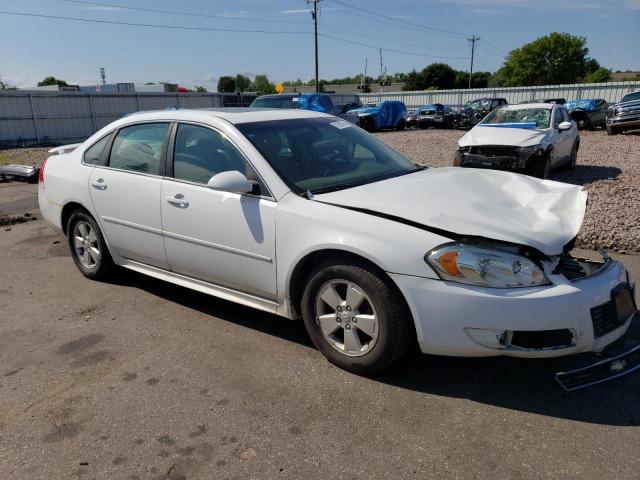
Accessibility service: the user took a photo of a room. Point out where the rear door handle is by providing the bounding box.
[90,178,107,190]
[165,194,189,208]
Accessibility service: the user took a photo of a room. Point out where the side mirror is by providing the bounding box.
[558,121,572,131]
[207,170,253,194]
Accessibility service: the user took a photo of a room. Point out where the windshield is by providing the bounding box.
[621,91,640,103]
[466,99,491,110]
[236,117,420,194]
[251,96,300,109]
[480,107,551,128]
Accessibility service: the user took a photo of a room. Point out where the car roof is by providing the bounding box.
[118,108,330,125]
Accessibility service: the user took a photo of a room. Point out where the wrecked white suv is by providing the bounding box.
[455,103,579,179]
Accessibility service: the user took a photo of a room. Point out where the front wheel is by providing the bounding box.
[528,153,551,179]
[607,126,619,136]
[301,261,413,374]
[67,210,114,280]
[566,142,578,169]
[395,119,406,131]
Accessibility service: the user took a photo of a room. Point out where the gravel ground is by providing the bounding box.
[376,129,640,254]
[2,129,638,252]
[0,147,50,166]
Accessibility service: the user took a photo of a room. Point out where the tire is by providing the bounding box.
[395,119,406,131]
[528,152,551,179]
[577,118,591,130]
[301,260,414,374]
[607,126,619,136]
[66,209,115,280]
[453,150,462,167]
[565,141,579,169]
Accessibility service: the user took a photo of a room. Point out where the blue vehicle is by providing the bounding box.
[250,93,359,124]
[347,101,407,132]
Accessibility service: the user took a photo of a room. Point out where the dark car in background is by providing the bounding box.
[347,100,407,132]
[250,93,360,125]
[564,98,608,130]
[405,109,419,128]
[606,91,640,135]
[458,97,508,128]
[417,103,459,129]
[519,98,566,105]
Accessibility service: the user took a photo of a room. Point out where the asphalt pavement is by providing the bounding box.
[1,183,639,479]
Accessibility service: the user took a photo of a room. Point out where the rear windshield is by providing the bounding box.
[480,107,551,129]
[236,117,419,194]
[251,97,300,109]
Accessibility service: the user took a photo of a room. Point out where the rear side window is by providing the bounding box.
[83,134,110,165]
[109,123,169,174]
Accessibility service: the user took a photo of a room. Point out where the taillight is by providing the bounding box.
[39,158,47,185]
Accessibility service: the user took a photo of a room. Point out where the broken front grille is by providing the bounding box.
[557,256,587,281]
[591,300,625,338]
[469,146,519,157]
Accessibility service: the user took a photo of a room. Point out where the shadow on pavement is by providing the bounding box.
[553,165,622,185]
[111,268,640,428]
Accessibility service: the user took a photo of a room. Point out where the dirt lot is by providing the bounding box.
[1,188,640,478]
[375,129,640,254]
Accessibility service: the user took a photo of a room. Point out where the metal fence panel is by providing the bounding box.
[359,81,640,109]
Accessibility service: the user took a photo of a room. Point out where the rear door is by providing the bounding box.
[160,122,277,298]
[88,122,170,269]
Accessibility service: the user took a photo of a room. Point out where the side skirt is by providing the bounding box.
[119,259,286,317]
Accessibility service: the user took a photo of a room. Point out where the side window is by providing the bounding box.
[83,134,111,165]
[173,124,264,190]
[109,123,169,174]
[561,109,570,122]
[554,108,563,126]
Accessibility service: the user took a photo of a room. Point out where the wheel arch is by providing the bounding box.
[286,248,415,335]
[60,201,92,237]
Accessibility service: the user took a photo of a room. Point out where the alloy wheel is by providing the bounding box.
[314,279,379,357]
[73,220,101,269]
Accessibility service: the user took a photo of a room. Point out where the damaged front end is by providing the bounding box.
[456,144,545,172]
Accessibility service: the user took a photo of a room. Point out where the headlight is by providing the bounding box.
[517,145,544,156]
[425,243,550,288]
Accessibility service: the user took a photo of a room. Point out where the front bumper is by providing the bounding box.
[391,258,636,358]
[606,115,640,128]
[459,152,528,170]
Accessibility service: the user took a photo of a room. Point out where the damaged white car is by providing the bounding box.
[38,109,637,384]
[455,103,579,179]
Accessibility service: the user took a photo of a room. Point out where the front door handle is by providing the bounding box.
[165,194,189,208]
[90,178,107,190]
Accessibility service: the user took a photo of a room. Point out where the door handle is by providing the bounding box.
[165,194,189,208]
[90,178,107,190]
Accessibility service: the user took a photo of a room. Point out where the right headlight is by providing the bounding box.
[425,243,550,288]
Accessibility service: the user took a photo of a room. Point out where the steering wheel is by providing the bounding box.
[321,152,351,177]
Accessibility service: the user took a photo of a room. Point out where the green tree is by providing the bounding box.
[497,33,598,86]
[193,86,207,92]
[0,75,7,89]
[584,67,612,83]
[402,69,423,91]
[37,76,68,87]
[421,63,456,90]
[217,76,236,92]
[250,74,276,94]
[234,74,252,92]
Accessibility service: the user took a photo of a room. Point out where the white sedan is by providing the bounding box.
[456,103,580,179]
[38,108,637,376]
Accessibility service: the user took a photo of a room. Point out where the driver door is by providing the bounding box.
[552,108,573,166]
[160,122,277,299]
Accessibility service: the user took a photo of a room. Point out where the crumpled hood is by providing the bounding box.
[314,168,587,256]
[458,125,549,148]
[348,106,381,115]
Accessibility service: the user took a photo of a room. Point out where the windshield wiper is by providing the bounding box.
[306,182,363,196]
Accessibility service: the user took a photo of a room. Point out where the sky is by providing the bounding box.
[1,0,639,90]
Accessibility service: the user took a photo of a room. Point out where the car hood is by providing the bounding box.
[458,125,549,148]
[348,106,381,115]
[314,168,587,256]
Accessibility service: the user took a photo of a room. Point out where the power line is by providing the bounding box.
[482,39,509,57]
[60,0,308,25]
[0,10,311,34]
[0,10,470,62]
[325,0,467,39]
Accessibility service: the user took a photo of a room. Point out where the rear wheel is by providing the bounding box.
[67,210,114,280]
[301,260,413,374]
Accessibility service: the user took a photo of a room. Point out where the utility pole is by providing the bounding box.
[307,0,321,92]
[468,35,479,89]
